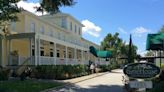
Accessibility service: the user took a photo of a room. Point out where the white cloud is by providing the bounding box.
[132,26,151,34]
[17,1,46,16]
[118,27,128,34]
[131,26,151,37]
[138,50,148,57]
[81,20,102,37]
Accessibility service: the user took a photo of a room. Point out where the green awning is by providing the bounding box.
[89,46,112,58]
[146,33,164,50]
[89,46,98,57]
[97,50,112,58]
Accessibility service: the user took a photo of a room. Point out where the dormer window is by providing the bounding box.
[78,27,81,35]
[61,17,67,29]
[30,22,35,32]
[75,24,77,33]
[70,22,72,31]
[49,28,53,37]
[40,26,44,34]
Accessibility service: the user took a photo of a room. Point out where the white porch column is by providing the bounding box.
[87,51,90,61]
[0,37,4,67]
[54,43,56,65]
[29,38,32,64]
[65,46,68,65]
[38,38,40,65]
[34,37,37,66]
[81,50,84,64]
[74,48,77,62]
[6,40,8,65]
[9,40,12,65]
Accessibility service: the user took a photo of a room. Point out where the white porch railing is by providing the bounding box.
[39,57,90,65]
[56,58,66,65]
[10,56,35,65]
[95,60,110,65]
[40,56,55,65]
[10,56,108,66]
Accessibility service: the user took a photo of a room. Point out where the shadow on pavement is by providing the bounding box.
[64,84,124,92]
[110,71,123,74]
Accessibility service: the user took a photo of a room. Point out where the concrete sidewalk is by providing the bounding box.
[62,72,109,84]
[42,72,109,92]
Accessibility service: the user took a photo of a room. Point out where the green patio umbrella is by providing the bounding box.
[146,33,164,50]
[89,46,112,58]
[146,33,164,68]
[97,50,112,58]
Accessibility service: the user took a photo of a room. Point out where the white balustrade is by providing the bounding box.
[10,56,91,66]
[40,56,55,65]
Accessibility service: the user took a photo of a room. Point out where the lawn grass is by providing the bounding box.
[0,80,64,92]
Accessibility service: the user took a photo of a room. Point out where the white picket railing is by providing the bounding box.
[10,56,35,65]
[10,56,109,66]
[56,58,66,65]
[40,56,55,65]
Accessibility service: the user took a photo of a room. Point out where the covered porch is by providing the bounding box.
[6,33,103,66]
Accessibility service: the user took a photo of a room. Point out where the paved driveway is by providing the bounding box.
[56,69,124,92]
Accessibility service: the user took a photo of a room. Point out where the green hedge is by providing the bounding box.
[0,68,10,81]
[147,81,164,92]
[32,64,111,80]
[32,65,89,80]
[99,65,110,72]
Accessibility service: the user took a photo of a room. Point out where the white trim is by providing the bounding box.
[29,38,32,63]
[74,48,77,60]
[81,50,84,64]
[65,46,68,65]
[54,43,57,65]
[6,40,8,65]
[38,34,88,51]
[34,37,37,65]
[9,40,12,65]
[0,39,4,67]
[38,38,40,65]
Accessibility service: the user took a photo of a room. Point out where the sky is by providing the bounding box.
[17,0,164,56]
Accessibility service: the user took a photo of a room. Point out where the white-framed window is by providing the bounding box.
[70,22,72,31]
[11,22,16,31]
[49,28,53,37]
[58,32,61,39]
[40,26,44,34]
[30,22,35,32]
[78,27,81,35]
[61,17,67,29]
[63,34,65,41]
[75,24,77,33]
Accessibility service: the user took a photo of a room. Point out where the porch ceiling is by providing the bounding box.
[6,33,35,40]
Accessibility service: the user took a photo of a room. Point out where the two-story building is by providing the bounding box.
[0,11,106,67]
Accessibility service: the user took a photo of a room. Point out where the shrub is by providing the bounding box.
[0,68,11,81]
[147,81,164,92]
[33,65,89,80]
[99,65,110,72]
[159,70,164,81]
